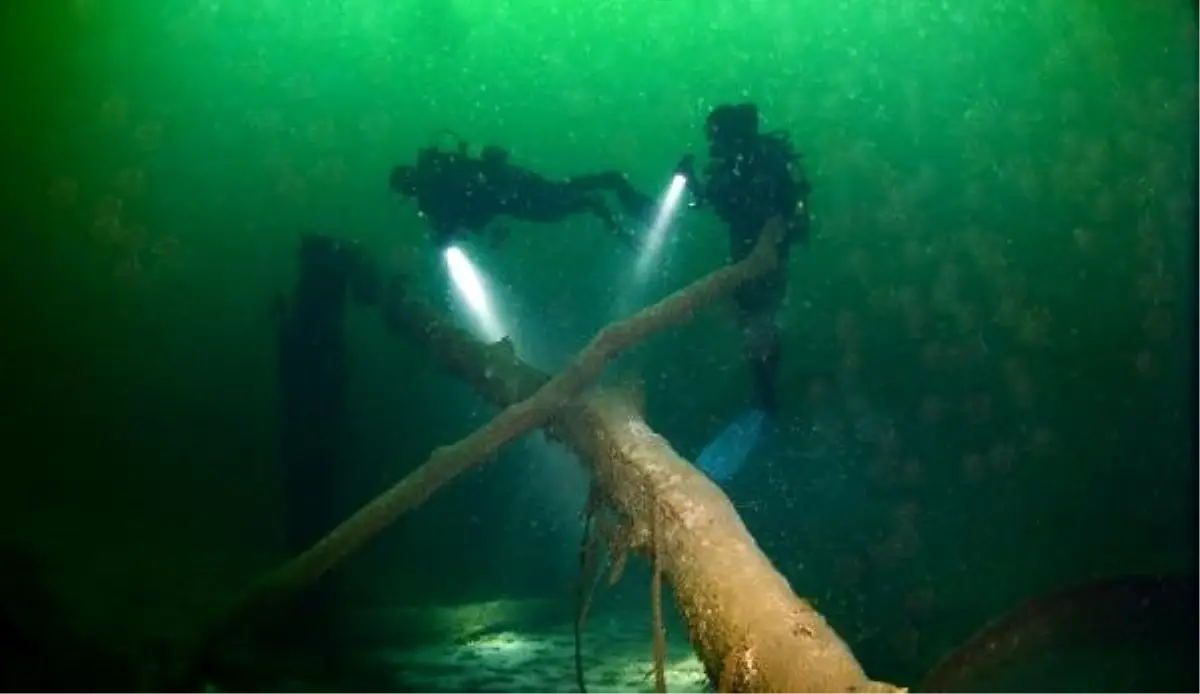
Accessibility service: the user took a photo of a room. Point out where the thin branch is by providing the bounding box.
[574,486,602,694]
[650,507,667,694]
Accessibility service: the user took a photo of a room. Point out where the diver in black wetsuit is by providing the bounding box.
[675,103,812,415]
[389,132,655,250]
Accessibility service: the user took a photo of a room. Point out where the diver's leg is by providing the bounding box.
[512,178,596,222]
[587,195,640,248]
[615,186,655,228]
[564,171,628,192]
[580,193,617,228]
[557,180,639,247]
[736,310,782,414]
[516,175,639,247]
[570,172,655,221]
[733,267,788,414]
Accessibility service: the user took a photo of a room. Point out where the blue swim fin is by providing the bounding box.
[695,408,772,483]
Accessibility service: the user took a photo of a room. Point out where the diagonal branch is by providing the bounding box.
[378,222,904,691]
[201,216,904,692]
[200,218,786,655]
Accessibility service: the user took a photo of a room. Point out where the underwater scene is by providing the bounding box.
[3,0,1197,691]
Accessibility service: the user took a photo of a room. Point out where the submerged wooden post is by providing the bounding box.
[273,234,359,651]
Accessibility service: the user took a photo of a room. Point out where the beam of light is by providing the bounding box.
[444,245,506,343]
[634,173,689,278]
[612,172,689,320]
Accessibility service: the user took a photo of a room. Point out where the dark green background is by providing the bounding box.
[2,0,1195,688]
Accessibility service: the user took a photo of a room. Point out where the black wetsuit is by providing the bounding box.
[392,146,653,248]
[680,130,811,414]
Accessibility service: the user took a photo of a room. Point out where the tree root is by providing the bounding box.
[650,506,667,694]
[194,219,790,677]
[574,486,604,694]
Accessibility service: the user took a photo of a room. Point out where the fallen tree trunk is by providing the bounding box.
[197,219,902,692]
[561,392,900,693]
[376,249,903,692]
[196,221,779,656]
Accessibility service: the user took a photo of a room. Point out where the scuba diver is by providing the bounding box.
[389,131,656,250]
[675,102,812,417]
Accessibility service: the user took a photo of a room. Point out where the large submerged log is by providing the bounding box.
[561,393,900,693]
[375,248,902,693]
[202,221,784,639]
[199,219,902,692]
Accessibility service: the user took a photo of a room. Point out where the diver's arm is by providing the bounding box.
[675,154,708,209]
[780,164,813,245]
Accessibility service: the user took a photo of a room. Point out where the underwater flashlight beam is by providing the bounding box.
[445,245,506,343]
[635,173,689,278]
